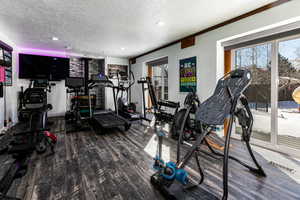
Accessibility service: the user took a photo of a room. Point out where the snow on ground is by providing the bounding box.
[277,109,300,138]
[250,109,300,138]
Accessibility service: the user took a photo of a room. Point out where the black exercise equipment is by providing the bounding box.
[137,77,151,122]
[0,128,56,199]
[0,105,57,199]
[18,79,54,122]
[0,153,29,200]
[151,68,266,200]
[116,71,140,121]
[170,88,200,141]
[89,73,131,133]
[145,76,180,123]
[11,104,56,154]
[13,79,56,154]
[65,77,92,133]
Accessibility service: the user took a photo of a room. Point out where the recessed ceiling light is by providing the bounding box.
[121,47,125,50]
[52,37,59,41]
[156,21,165,26]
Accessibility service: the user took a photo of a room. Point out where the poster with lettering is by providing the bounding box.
[179,56,196,92]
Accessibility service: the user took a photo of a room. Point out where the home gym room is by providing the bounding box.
[1,0,300,199]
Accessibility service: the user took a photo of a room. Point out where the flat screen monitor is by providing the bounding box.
[65,77,84,88]
[19,53,70,80]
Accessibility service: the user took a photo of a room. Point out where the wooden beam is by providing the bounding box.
[224,50,232,74]
[130,0,291,61]
[224,50,232,136]
[181,36,195,49]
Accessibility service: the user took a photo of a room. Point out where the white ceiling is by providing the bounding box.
[0,0,277,58]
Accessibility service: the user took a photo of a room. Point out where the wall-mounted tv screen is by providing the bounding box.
[19,53,70,80]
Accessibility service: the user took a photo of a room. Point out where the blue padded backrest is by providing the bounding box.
[195,68,252,125]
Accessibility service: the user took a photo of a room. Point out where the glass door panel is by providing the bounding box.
[152,64,168,101]
[277,38,300,149]
[235,43,272,142]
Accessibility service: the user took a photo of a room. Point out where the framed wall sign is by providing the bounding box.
[179,56,197,92]
[108,64,128,79]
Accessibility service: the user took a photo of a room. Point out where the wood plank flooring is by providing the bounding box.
[1,118,300,200]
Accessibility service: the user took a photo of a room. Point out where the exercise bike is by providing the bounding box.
[65,77,92,133]
[151,68,266,200]
[170,87,200,141]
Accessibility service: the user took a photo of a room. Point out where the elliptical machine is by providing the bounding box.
[116,71,140,121]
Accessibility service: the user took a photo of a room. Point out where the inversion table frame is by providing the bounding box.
[152,68,266,200]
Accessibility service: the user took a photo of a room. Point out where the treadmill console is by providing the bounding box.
[33,79,49,88]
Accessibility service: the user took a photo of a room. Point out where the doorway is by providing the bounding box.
[147,57,168,108]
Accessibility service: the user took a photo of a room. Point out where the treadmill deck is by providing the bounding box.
[93,112,128,128]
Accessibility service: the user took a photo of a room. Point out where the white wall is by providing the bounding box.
[131,0,300,110]
[105,56,129,110]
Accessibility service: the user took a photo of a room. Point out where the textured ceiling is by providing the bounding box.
[0,0,276,58]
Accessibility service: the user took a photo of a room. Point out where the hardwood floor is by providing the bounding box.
[1,118,300,200]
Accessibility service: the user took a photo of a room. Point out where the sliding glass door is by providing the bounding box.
[234,43,272,142]
[277,37,300,150]
[151,64,168,101]
[233,35,300,154]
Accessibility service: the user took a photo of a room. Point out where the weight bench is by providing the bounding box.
[146,77,180,123]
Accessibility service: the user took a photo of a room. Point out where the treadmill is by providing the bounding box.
[89,74,131,132]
